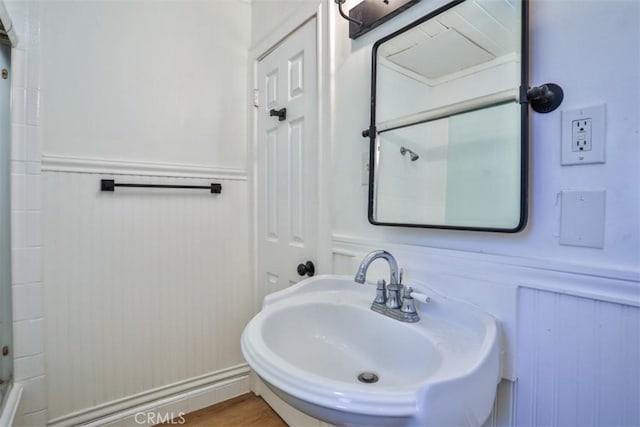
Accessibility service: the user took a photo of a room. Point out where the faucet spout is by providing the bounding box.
[354,250,399,285]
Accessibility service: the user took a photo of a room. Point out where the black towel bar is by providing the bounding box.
[100,179,222,194]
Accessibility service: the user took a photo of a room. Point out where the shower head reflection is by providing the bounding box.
[400,146,419,162]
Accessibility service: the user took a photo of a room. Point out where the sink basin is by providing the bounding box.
[241,275,501,427]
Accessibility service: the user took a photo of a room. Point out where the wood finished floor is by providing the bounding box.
[171,393,287,427]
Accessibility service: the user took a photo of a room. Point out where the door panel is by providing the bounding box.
[266,128,278,241]
[266,70,279,108]
[257,18,317,296]
[289,51,304,98]
[289,117,304,246]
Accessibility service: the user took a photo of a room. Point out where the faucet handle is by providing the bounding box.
[401,286,416,314]
[407,288,430,304]
[374,279,387,304]
[399,268,404,284]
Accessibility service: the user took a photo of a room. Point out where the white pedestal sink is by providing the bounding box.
[241,275,500,427]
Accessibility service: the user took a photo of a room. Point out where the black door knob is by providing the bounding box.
[269,108,287,121]
[297,261,315,277]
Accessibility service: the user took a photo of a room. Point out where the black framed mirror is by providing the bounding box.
[367,0,528,232]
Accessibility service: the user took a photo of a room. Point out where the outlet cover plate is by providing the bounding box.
[559,190,606,248]
[561,104,606,165]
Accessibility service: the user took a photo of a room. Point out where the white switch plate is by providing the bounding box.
[559,190,606,248]
[561,104,606,165]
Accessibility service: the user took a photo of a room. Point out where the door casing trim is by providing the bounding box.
[247,2,332,317]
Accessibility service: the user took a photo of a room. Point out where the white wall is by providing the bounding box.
[251,0,317,48]
[41,0,249,169]
[334,0,639,424]
[252,0,640,426]
[329,0,639,423]
[331,0,640,275]
[38,1,253,424]
[9,0,634,424]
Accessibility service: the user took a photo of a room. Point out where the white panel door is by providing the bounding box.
[257,18,317,295]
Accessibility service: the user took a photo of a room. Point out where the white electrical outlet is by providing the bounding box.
[571,118,592,152]
[561,104,606,165]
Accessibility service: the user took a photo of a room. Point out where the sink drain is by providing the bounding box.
[357,372,379,384]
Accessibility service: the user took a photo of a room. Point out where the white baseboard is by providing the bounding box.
[47,364,250,427]
[0,383,23,427]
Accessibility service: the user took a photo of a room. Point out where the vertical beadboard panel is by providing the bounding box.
[517,288,640,427]
[42,171,252,420]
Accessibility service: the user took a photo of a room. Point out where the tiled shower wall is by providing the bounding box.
[5,0,46,424]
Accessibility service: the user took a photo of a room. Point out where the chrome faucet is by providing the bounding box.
[354,250,399,286]
[354,250,428,323]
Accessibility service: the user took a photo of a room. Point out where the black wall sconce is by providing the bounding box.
[335,0,421,39]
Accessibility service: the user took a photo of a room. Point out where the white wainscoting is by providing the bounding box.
[331,235,639,427]
[42,162,252,424]
[516,288,640,427]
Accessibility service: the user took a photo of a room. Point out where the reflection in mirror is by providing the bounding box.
[370,0,526,231]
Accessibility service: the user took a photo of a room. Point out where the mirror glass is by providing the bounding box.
[369,0,527,231]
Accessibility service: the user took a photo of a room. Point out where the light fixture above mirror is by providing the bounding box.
[335,0,421,39]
